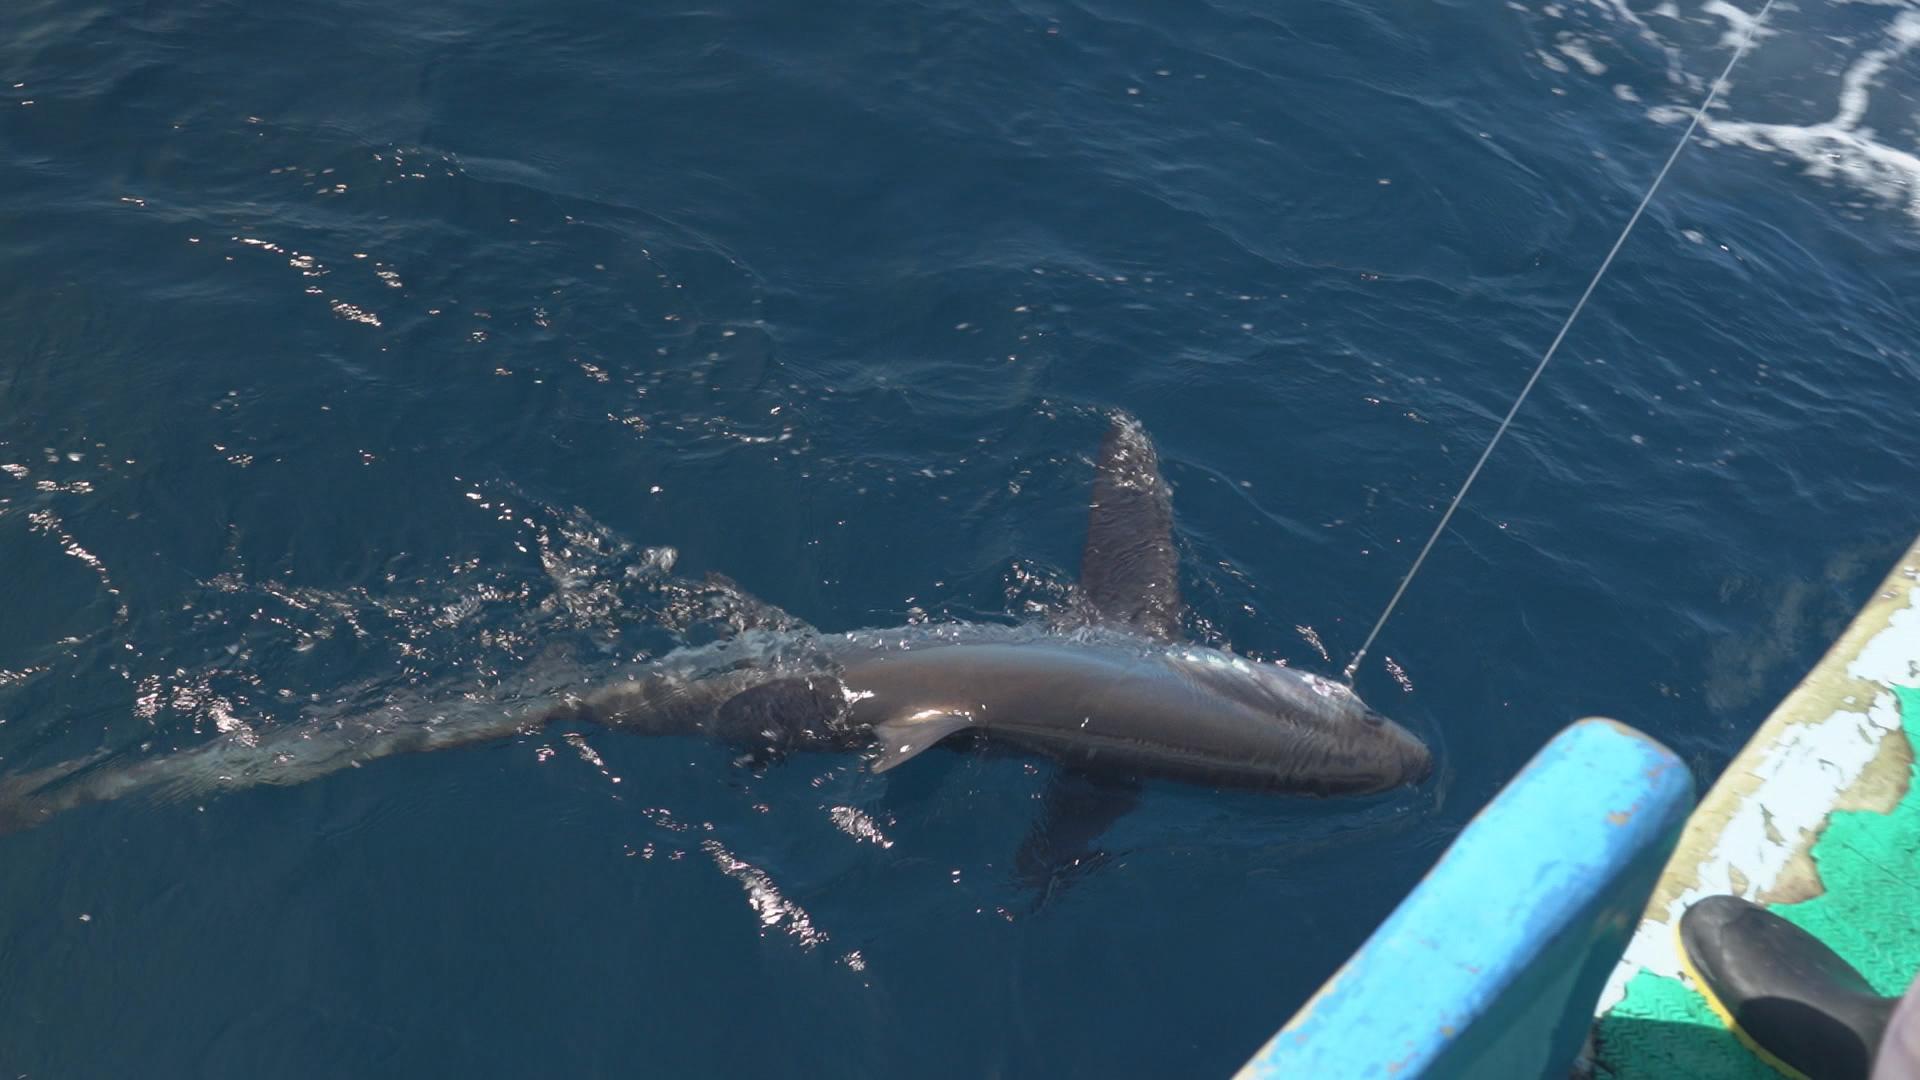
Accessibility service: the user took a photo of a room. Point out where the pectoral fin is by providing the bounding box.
[1015,768,1141,898]
[869,711,975,773]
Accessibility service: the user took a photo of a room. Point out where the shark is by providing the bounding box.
[0,414,1432,857]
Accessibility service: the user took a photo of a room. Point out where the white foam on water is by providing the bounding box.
[1557,2,1920,222]
[1674,9,1920,221]
[1700,0,1776,49]
[1559,37,1612,75]
[1560,1,1920,225]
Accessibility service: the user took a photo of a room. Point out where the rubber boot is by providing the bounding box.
[1678,895,1899,1080]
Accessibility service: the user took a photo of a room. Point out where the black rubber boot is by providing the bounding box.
[1677,895,1899,1080]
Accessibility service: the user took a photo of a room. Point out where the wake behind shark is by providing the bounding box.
[0,415,1431,841]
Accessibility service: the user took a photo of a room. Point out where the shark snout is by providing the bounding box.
[1390,726,1434,787]
[1403,735,1434,785]
[1366,710,1433,788]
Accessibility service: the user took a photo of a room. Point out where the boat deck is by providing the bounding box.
[1591,535,1920,1077]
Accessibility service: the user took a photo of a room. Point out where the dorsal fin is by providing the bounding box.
[1077,412,1182,641]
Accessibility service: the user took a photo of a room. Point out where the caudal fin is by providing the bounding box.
[0,697,547,834]
[0,750,114,835]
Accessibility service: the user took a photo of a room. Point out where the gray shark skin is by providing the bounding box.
[0,414,1431,835]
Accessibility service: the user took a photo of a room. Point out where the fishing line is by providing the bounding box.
[1342,0,1779,684]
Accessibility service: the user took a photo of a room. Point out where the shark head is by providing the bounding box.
[1171,651,1433,795]
[1283,669,1433,792]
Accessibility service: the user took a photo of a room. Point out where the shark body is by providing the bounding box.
[0,415,1431,844]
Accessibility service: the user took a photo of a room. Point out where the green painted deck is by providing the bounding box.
[1590,536,1920,1077]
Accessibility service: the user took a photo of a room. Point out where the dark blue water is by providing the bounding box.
[3,1,1917,1075]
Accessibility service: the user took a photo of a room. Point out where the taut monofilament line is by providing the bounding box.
[1343,0,1780,684]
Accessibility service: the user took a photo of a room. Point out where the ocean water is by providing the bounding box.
[1,0,1917,1075]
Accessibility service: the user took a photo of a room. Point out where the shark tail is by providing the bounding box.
[0,752,113,834]
[0,698,559,835]
[0,645,822,835]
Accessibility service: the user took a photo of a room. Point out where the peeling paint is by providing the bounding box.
[1595,544,1920,1024]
